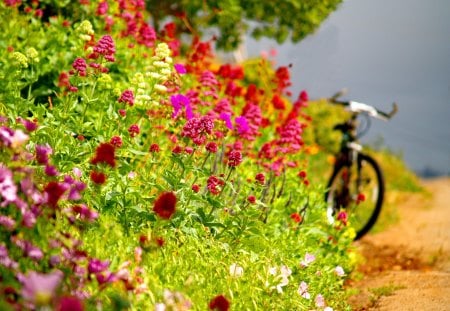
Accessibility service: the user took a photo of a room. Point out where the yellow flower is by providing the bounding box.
[12,52,28,68]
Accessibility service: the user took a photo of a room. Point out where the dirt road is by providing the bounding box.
[348,178,450,310]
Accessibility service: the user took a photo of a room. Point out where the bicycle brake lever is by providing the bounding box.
[330,88,348,102]
[387,102,398,119]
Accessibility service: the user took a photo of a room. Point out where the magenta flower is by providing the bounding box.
[88,258,110,274]
[45,164,59,176]
[35,144,53,165]
[21,270,63,305]
[170,94,190,118]
[20,118,38,132]
[235,116,250,134]
[219,113,233,130]
[174,63,187,74]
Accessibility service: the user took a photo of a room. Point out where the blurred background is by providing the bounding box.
[245,0,450,177]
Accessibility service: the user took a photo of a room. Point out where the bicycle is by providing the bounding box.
[325,90,398,240]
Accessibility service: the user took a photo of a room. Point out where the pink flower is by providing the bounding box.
[297,281,310,299]
[337,211,348,226]
[118,90,135,106]
[72,57,87,76]
[93,35,116,62]
[35,144,52,164]
[21,270,63,305]
[315,294,325,308]
[128,124,140,137]
[0,165,17,203]
[300,253,316,267]
[96,1,108,15]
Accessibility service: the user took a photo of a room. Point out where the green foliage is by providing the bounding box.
[0,1,355,309]
[146,0,343,50]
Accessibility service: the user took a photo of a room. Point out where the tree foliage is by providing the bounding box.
[146,0,343,50]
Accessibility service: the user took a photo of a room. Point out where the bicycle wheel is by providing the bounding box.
[325,153,384,240]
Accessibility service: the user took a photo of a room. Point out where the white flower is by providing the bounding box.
[229,263,244,277]
[297,281,310,299]
[300,253,316,267]
[268,266,277,276]
[154,303,166,311]
[334,265,345,277]
[324,307,334,311]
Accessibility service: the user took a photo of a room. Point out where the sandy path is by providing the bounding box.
[348,178,450,310]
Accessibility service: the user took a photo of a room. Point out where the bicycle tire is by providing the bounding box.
[325,153,384,240]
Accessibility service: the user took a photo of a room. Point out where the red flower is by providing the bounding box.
[255,173,265,185]
[356,193,366,204]
[272,94,286,110]
[247,195,256,204]
[298,170,307,179]
[192,184,200,193]
[57,296,84,311]
[206,142,218,153]
[44,181,68,208]
[149,143,160,152]
[290,212,302,223]
[153,192,177,219]
[90,171,107,185]
[91,143,116,167]
[209,295,230,311]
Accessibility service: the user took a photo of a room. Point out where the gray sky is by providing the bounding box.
[246,0,450,176]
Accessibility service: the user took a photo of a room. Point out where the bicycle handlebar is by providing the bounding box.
[329,90,398,121]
